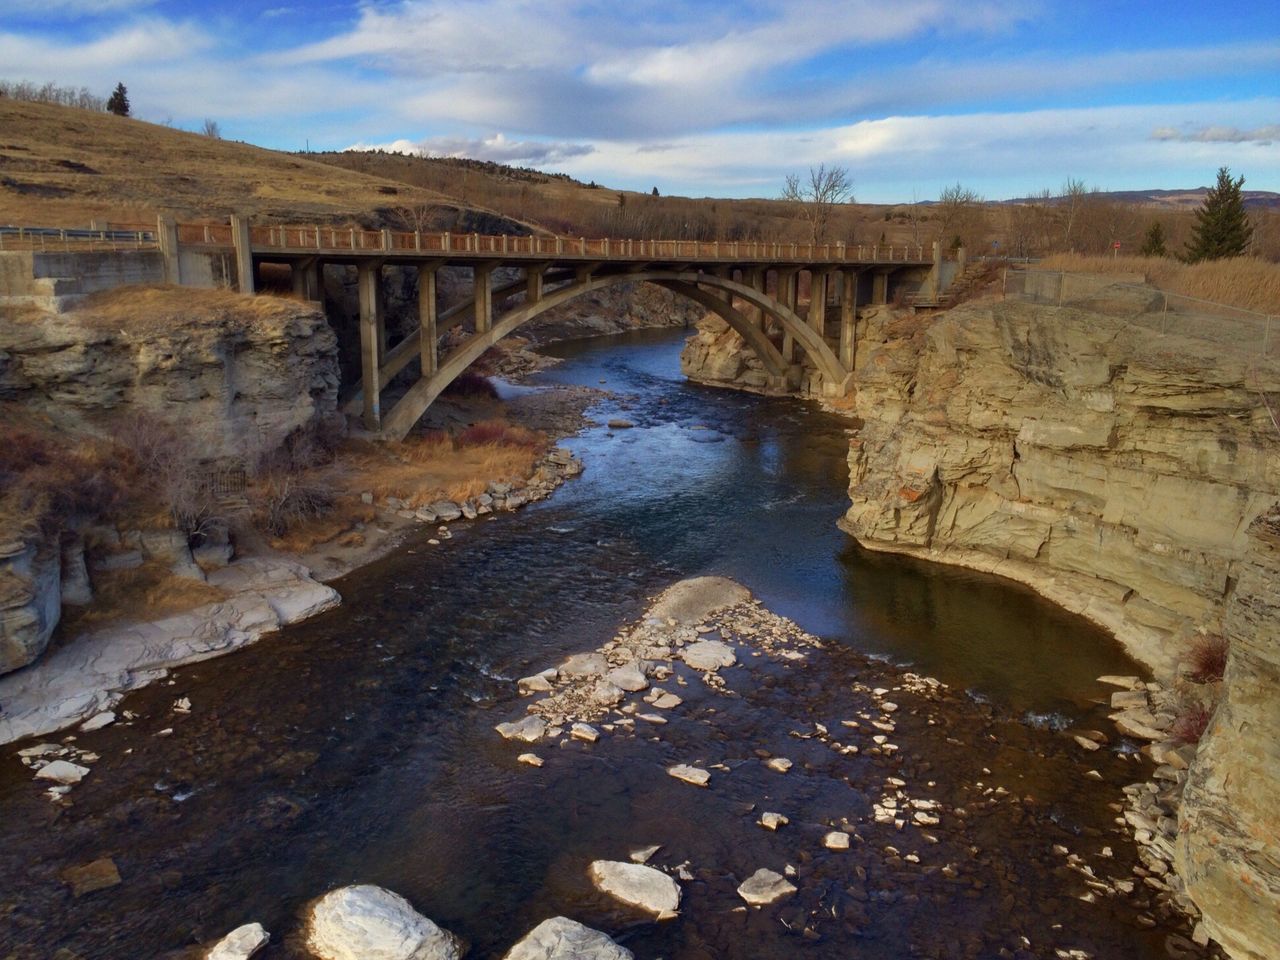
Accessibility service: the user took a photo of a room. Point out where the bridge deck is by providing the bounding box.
[175,222,931,267]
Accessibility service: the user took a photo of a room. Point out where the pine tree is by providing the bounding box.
[106,82,130,117]
[1184,167,1252,262]
[1139,221,1167,257]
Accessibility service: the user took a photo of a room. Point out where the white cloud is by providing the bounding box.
[1152,124,1280,145]
[3,0,155,13]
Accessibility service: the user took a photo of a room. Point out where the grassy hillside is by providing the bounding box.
[0,99,457,227]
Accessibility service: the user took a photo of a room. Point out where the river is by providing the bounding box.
[0,328,1207,959]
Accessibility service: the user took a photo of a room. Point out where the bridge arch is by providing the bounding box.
[377,269,852,440]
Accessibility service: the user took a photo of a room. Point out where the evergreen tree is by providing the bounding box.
[106,82,129,117]
[1139,221,1167,257]
[1184,167,1252,262]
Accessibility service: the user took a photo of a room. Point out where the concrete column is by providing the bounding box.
[744,267,764,329]
[930,241,942,298]
[230,215,254,294]
[157,215,181,284]
[357,260,383,431]
[291,257,319,300]
[873,270,889,305]
[840,270,857,370]
[473,263,494,333]
[526,264,546,304]
[418,263,439,377]
[777,267,798,363]
[957,246,968,275]
[808,268,829,336]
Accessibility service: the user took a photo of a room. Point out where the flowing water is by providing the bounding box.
[0,328,1203,959]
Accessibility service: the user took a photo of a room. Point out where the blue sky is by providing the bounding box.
[2,0,1277,202]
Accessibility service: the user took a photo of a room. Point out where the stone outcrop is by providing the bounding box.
[840,298,1280,675]
[0,556,338,744]
[1177,507,1280,960]
[0,288,340,462]
[0,539,61,675]
[587,861,680,918]
[305,884,465,960]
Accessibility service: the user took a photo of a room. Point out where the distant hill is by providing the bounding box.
[0,99,495,229]
[1001,188,1280,211]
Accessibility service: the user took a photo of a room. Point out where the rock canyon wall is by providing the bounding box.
[683,290,1280,960]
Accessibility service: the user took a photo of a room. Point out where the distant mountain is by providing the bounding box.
[1001,188,1280,211]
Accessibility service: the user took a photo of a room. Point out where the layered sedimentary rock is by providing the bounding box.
[1177,508,1280,960]
[0,289,339,461]
[839,298,1279,674]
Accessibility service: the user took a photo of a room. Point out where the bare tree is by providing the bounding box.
[1059,178,1088,251]
[781,164,853,244]
[936,182,983,250]
[393,202,437,233]
[201,118,221,139]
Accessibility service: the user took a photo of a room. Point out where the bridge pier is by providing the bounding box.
[231,215,255,294]
[526,264,546,304]
[840,269,858,370]
[418,262,440,377]
[291,257,321,301]
[358,260,385,431]
[743,268,765,329]
[474,263,495,333]
[777,267,799,363]
[808,268,829,336]
[872,270,890,305]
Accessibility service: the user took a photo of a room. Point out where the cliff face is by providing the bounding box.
[840,299,1279,674]
[1177,507,1280,960]
[0,288,339,461]
[0,289,340,675]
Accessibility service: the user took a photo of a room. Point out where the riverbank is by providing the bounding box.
[0,378,599,746]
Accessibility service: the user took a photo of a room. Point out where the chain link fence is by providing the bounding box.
[1002,268,1277,360]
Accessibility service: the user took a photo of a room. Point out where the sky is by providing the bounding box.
[2,0,1278,202]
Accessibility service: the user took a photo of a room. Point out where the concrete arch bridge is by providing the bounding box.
[173,219,943,440]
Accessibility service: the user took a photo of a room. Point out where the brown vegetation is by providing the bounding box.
[1187,634,1230,684]
[1171,701,1214,746]
[1036,254,1280,314]
[59,562,227,634]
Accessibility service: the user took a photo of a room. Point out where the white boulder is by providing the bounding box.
[207,923,269,960]
[588,861,680,918]
[306,885,465,960]
[501,917,632,960]
[681,641,735,672]
[736,869,796,906]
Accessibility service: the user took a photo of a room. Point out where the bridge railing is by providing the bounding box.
[179,221,929,263]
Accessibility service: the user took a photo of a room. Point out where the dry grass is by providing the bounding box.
[1037,253,1280,314]
[1170,700,1214,746]
[0,98,448,226]
[72,284,318,334]
[59,561,227,633]
[336,425,544,510]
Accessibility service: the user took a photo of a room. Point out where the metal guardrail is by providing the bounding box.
[1004,268,1277,359]
[0,225,156,251]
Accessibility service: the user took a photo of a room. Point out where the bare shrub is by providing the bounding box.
[0,415,128,542]
[111,412,216,535]
[1170,701,1214,745]
[1188,634,1229,683]
[251,474,333,538]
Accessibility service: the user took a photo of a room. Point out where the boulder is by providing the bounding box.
[737,869,796,906]
[559,653,608,679]
[667,764,710,787]
[35,759,89,784]
[681,640,736,672]
[306,885,465,960]
[430,502,464,522]
[496,716,547,743]
[645,577,751,626]
[0,541,61,675]
[588,861,680,918]
[207,923,269,960]
[60,857,121,897]
[606,663,648,692]
[501,917,632,960]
